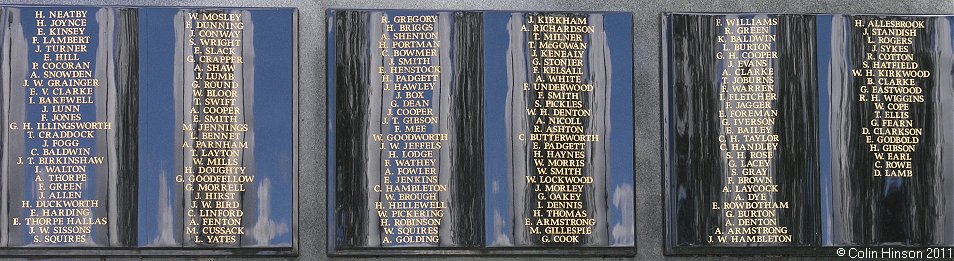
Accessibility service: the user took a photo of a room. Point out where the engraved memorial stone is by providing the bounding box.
[662,13,819,254]
[1,6,138,247]
[819,14,954,247]
[136,8,297,248]
[329,10,485,248]
[328,9,634,254]
[664,13,954,255]
[483,12,634,247]
[0,5,297,256]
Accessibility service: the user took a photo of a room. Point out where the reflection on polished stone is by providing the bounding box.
[327,9,634,251]
[330,10,485,248]
[1,6,138,247]
[0,5,297,253]
[663,13,819,252]
[664,13,954,255]
[137,7,296,248]
[819,14,954,247]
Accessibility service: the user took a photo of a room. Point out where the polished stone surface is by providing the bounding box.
[664,13,954,255]
[328,10,634,252]
[0,5,297,254]
[819,14,954,247]
[663,13,819,253]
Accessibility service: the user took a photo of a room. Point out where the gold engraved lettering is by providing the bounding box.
[13,9,110,244]
[852,17,925,178]
[520,14,599,244]
[708,16,792,245]
[372,14,449,245]
[178,11,251,245]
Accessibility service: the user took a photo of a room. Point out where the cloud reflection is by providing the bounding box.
[250,178,289,245]
[149,172,176,246]
[611,184,634,245]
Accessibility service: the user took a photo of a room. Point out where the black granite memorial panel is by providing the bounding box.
[329,10,485,248]
[663,13,820,255]
[819,14,954,247]
[136,8,297,249]
[664,13,954,256]
[328,9,635,256]
[0,5,297,256]
[0,6,138,247]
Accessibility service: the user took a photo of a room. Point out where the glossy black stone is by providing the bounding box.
[491,12,623,247]
[0,5,297,255]
[136,8,297,248]
[328,9,635,255]
[0,6,139,247]
[820,14,954,247]
[663,13,819,253]
[330,10,485,248]
[665,13,954,255]
[481,12,634,250]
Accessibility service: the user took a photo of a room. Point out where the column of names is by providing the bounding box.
[853,18,928,178]
[178,12,252,245]
[11,9,109,245]
[711,17,792,244]
[521,14,599,245]
[372,14,448,245]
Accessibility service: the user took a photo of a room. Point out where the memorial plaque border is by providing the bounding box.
[328,247,635,257]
